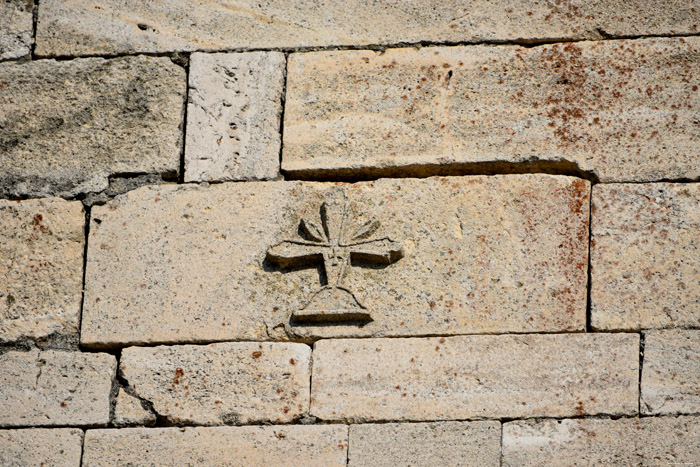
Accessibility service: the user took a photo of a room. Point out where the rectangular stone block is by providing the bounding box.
[0,428,83,466]
[0,56,185,198]
[284,37,700,183]
[185,51,285,182]
[591,183,700,330]
[0,350,116,427]
[120,342,311,425]
[1,198,84,344]
[502,416,700,466]
[83,425,348,466]
[641,330,700,415]
[310,334,639,422]
[0,0,33,60]
[82,175,588,347]
[348,421,500,467]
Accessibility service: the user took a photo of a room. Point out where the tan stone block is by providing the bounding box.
[348,421,500,467]
[591,183,700,330]
[311,334,639,422]
[185,52,285,182]
[502,416,700,466]
[0,56,185,198]
[114,388,156,427]
[120,342,311,425]
[0,0,33,60]
[83,425,348,466]
[82,175,588,347]
[641,330,700,415]
[1,198,84,343]
[0,350,116,427]
[0,428,83,466]
[283,37,700,183]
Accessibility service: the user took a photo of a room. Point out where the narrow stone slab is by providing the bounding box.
[0,56,185,198]
[311,334,638,422]
[83,425,348,466]
[82,175,588,347]
[503,416,700,466]
[348,421,500,467]
[1,198,84,344]
[0,0,33,60]
[185,52,285,182]
[0,350,116,427]
[120,342,311,425]
[641,330,700,415]
[284,37,700,183]
[0,428,83,466]
[591,183,700,330]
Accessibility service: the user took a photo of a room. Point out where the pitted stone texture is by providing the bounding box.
[348,421,500,467]
[284,37,700,183]
[0,0,33,60]
[120,342,311,425]
[1,198,84,343]
[0,56,185,198]
[82,175,588,347]
[311,334,638,423]
[185,52,285,182]
[641,330,700,415]
[83,425,348,466]
[503,416,700,466]
[0,428,83,466]
[0,350,116,427]
[114,388,156,427]
[591,183,700,330]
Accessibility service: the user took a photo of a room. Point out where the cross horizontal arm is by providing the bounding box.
[347,237,404,265]
[266,240,326,268]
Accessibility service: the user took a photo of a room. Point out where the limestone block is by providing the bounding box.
[0,428,83,466]
[0,56,185,198]
[82,175,588,347]
[502,416,700,466]
[82,425,348,466]
[283,37,700,183]
[348,421,500,467]
[0,198,84,343]
[114,388,156,427]
[0,350,116,427]
[185,52,285,182]
[641,330,700,415]
[310,334,639,422]
[591,183,700,330]
[0,0,33,60]
[120,342,311,425]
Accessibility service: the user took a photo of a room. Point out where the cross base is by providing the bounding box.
[293,286,372,324]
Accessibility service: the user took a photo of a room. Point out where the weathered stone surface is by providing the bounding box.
[503,416,700,466]
[82,175,588,347]
[114,388,156,427]
[185,52,285,182]
[311,334,638,422]
[0,350,116,427]
[83,425,348,466]
[1,198,84,343]
[284,37,700,183]
[641,330,700,415]
[348,421,500,467]
[120,342,311,425]
[0,0,33,60]
[591,183,700,330]
[0,428,83,466]
[0,56,185,198]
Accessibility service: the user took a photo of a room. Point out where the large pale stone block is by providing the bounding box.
[0,428,83,466]
[1,198,84,344]
[120,342,311,425]
[641,330,700,415]
[185,52,285,182]
[348,421,500,467]
[83,425,348,466]
[0,56,185,198]
[0,0,33,60]
[591,183,700,330]
[82,175,588,347]
[0,350,116,427]
[503,416,700,466]
[310,334,639,422]
[284,37,700,183]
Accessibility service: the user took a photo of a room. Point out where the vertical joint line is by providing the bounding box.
[585,182,595,332]
[30,0,40,59]
[178,53,191,184]
[277,52,289,180]
[638,332,645,415]
[77,204,91,351]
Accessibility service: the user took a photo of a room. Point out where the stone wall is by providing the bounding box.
[1,1,699,465]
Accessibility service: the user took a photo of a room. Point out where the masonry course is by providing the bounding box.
[0,428,83,466]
